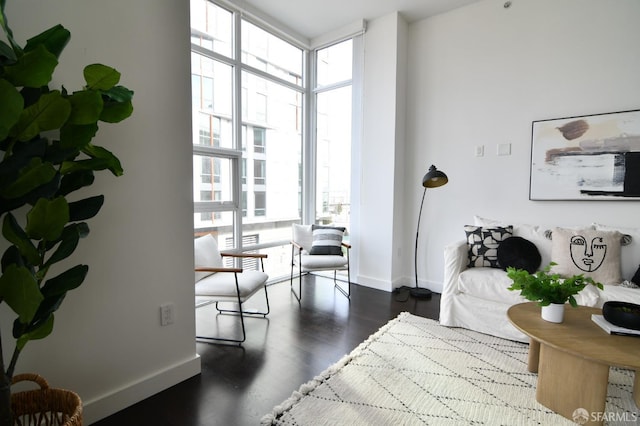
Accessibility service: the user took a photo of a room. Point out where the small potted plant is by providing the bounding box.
[507,262,603,323]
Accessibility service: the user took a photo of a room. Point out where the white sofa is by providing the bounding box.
[439,217,640,342]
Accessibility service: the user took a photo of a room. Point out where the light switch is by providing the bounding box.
[497,143,511,156]
[475,145,484,157]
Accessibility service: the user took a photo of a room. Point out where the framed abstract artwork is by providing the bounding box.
[529,109,640,200]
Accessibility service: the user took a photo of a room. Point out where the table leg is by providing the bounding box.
[527,338,540,373]
[536,344,609,426]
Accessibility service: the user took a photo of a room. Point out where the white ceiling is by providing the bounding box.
[230,0,483,40]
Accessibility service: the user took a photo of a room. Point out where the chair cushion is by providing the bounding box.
[299,254,348,270]
[194,234,224,283]
[293,224,313,252]
[309,225,345,255]
[195,270,268,302]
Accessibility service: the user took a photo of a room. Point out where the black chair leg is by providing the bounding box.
[197,274,269,345]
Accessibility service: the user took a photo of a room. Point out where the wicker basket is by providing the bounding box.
[10,374,82,426]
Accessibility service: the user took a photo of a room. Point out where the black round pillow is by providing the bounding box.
[497,236,541,273]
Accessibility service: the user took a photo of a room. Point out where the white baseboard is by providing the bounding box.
[356,275,393,292]
[83,355,201,424]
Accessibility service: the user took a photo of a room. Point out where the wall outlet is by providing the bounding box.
[160,303,175,326]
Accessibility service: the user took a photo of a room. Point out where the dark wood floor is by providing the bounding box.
[93,276,441,426]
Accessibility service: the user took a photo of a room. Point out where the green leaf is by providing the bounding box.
[0,264,44,323]
[84,64,120,90]
[24,24,70,58]
[0,1,23,56]
[0,78,24,140]
[103,85,134,103]
[61,158,111,175]
[59,122,99,150]
[2,213,39,264]
[16,315,54,351]
[68,195,104,221]
[41,264,88,297]
[68,90,104,125]
[57,170,94,196]
[0,158,56,199]
[12,91,71,141]
[44,222,89,267]
[1,245,24,272]
[26,197,69,241]
[82,144,123,176]
[3,44,58,88]
[100,99,133,123]
[0,39,16,61]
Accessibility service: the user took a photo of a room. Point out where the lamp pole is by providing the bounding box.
[412,165,448,299]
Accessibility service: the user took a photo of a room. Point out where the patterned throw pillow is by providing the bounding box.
[464,225,513,268]
[309,225,346,255]
[551,227,622,285]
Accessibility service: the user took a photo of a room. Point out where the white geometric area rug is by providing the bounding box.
[261,312,636,425]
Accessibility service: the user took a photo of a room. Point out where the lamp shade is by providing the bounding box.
[422,165,448,188]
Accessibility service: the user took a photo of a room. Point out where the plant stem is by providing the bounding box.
[0,331,10,426]
[6,347,21,381]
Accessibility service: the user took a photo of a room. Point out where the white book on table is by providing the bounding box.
[591,314,640,337]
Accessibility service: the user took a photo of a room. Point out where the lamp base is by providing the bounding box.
[410,287,433,299]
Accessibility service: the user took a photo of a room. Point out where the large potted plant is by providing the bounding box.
[0,1,133,424]
[507,262,603,323]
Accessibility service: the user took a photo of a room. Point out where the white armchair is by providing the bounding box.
[290,224,351,301]
[194,234,269,345]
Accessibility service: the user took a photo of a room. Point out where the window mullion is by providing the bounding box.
[232,9,243,253]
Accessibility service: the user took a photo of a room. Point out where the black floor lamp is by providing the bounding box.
[412,165,448,299]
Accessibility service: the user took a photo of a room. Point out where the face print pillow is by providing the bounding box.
[551,228,622,285]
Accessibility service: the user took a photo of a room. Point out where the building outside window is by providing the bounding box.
[190,0,304,275]
[314,39,353,228]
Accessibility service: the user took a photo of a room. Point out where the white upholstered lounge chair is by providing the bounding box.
[194,234,270,344]
[290,224,351,301]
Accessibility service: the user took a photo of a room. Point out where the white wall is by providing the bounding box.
[358,12,407,291]
[2,1,199,423]
[405,0,640,292]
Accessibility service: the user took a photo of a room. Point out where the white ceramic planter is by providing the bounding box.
[541,303,565,323]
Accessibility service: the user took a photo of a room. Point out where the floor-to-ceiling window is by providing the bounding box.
[190,0,304,277]
[190,0,360,280]
[314,40,353,227]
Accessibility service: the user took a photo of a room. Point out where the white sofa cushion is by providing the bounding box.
[596,285,640,307]
[458,267,526,304]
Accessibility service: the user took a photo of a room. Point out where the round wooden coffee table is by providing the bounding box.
[507,302,640,425]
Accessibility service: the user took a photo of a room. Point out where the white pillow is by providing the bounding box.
[292,224,313,253]
[194,234,223,282]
